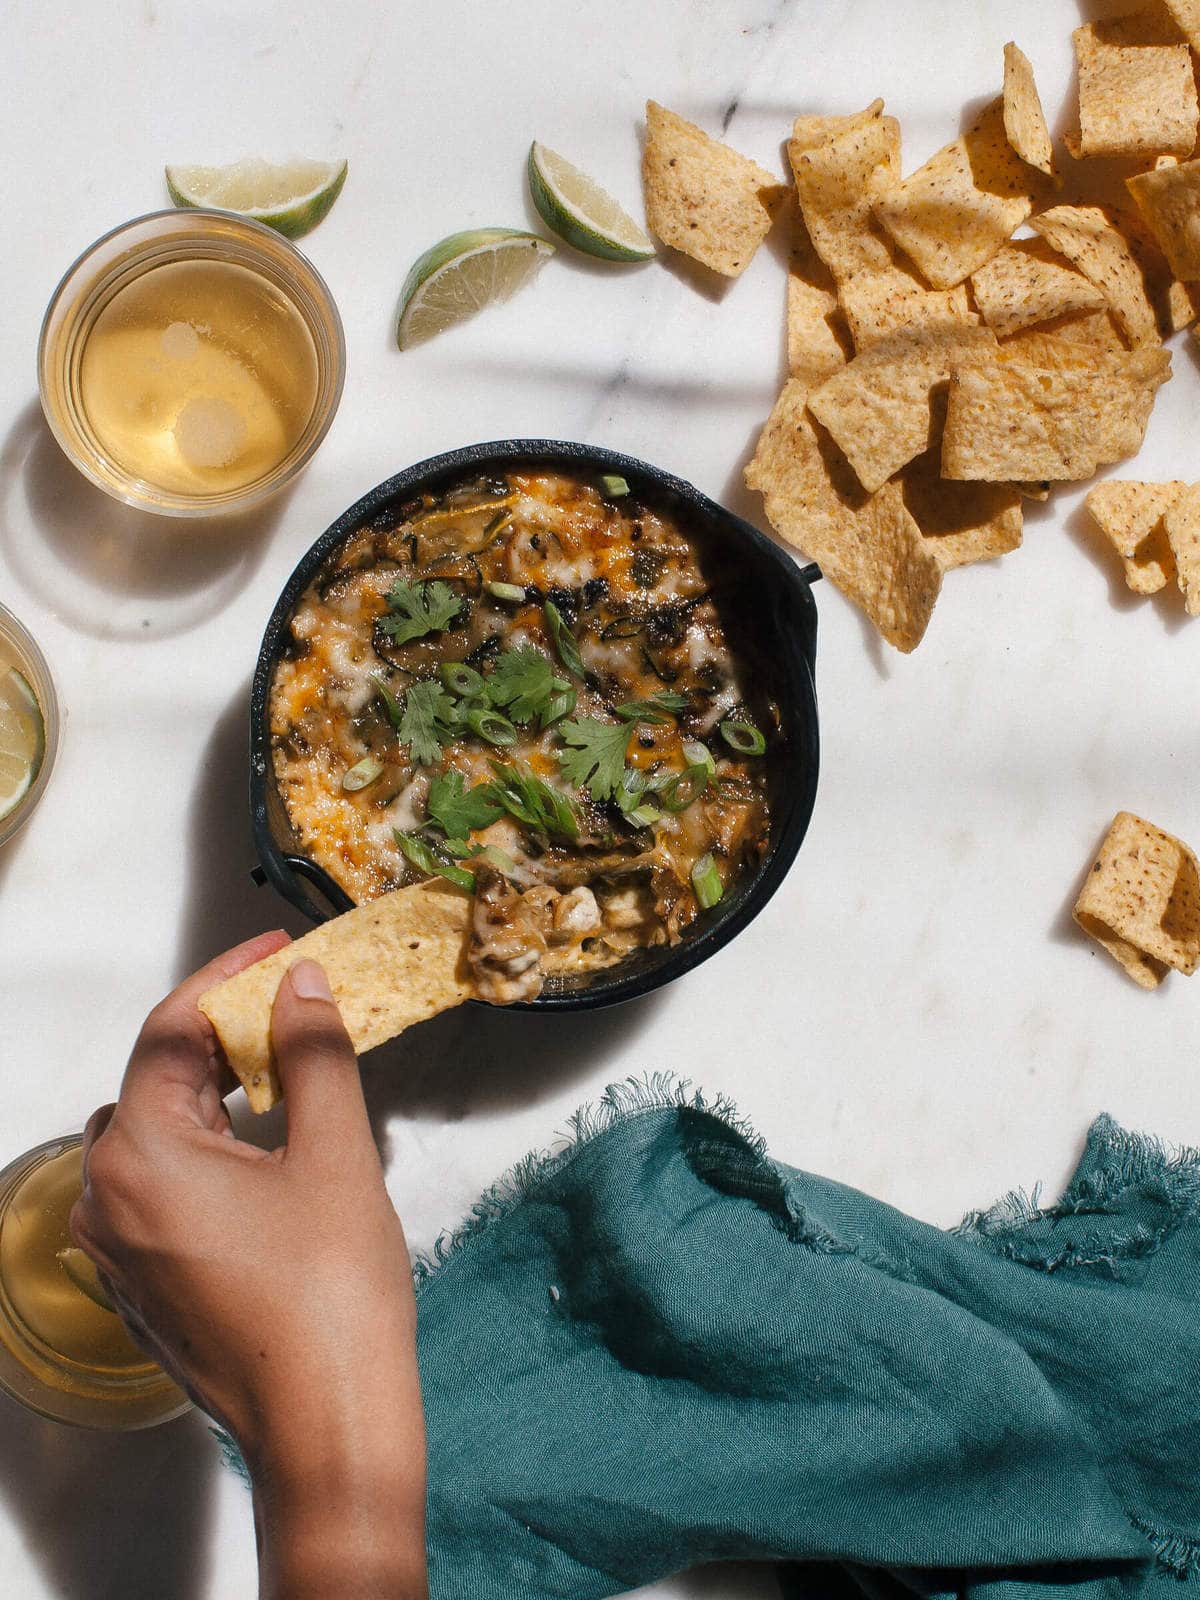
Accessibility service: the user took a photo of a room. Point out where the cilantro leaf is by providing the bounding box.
[399,680,455,765]
[615,691,689,724]
[488,762,580,839]
[427,770,504,838]
[556,717,631,802]
[485,647,555,724]
[380,580,463,645]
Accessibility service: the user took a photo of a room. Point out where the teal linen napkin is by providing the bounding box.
[410,1080,1200,1598]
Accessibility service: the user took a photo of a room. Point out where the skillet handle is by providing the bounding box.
[796,564,821,677]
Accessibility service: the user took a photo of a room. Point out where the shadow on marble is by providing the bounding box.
[360,982,665,1161]
[626,1558,785,1599]
[174,683,310,990]
[0,1393,213,1600]
[0,400,290,643]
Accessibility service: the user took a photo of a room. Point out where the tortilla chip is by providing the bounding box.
[1126,159,1200,282]
[1002,42,1055,177]
[1073,811,1200,988]
[641,101,787,277]
[1164,0,1200,47]
[807,322,996,494]
[1029,206,1160,347]
[199,884,474,1112]
[941,344,1171,481]
[743,379,941,651]
[1083,479,1185,593]
[1072,16,1198,160]
[791,99,885,153]
[970,240,1106,337]
[838,263,975,349]
[872,98,1048,290]
[786,198,852,384]
[788,106,900,282]
[1163,482,1200,615]
[997,308,1127,366]
[902,453,1023,569]
[1018,482,1052,501]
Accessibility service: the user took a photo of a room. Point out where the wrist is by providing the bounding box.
[252,1430,427,1600]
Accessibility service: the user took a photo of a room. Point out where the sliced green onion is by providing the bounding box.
[544,599,586,678]
[681,740,716,778]
[486,580,527,603]
[342,755,384,793]
[440,662,483,698]
[719,718,766,756]
[691,852,723,910]
[601,473,630,497]
[393,829,474,891]
[475,844,519,875]
[627,803,661,828]
[540,685,577,728]
[660,763,710,813]
[613,767,647,816]
[601,615,644,640]
[466,707,518,747]
[372,675,405,731]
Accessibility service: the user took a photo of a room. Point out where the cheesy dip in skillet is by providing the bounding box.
[269,467,774,1002]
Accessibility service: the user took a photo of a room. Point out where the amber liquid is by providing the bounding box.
[76,257,318,498]
[0,1146,174,1409]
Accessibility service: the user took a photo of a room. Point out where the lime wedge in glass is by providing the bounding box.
[165,158,348,239]
[396,228,555,350]
[0,669,44,824]
[57,1247,117,1314]
[527,142,655,262]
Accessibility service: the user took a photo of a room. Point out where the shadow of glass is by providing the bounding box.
[0,1392,214,1600]
[0,401,292,642]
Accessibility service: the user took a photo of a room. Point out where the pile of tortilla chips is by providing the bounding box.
[640,11,1200,651]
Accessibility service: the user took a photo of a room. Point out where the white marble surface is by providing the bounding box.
[2,1,1198,1595]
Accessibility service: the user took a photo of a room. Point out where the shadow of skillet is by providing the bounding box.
[359,985,666,1163]
[0,400,291,643]
[175,683,311,990]
[0,1390,215,1600]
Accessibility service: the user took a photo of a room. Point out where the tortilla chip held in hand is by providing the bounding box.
[199,884,474,1112]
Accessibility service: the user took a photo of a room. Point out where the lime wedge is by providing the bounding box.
[527,142,655,262]
[0,669,44,824]
[57,1247,117,1314]
[165,158,348,239]
[396,228,555,350]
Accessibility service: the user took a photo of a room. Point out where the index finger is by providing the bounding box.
[120,930,293,1113]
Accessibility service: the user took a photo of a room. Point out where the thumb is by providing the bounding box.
[270,960,374,1163]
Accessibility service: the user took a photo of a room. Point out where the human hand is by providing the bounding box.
[71,935,428,1599]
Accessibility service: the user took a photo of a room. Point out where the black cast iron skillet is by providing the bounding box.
[249,439,821,1010]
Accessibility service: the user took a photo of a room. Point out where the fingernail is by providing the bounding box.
[289,959,333,1001]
